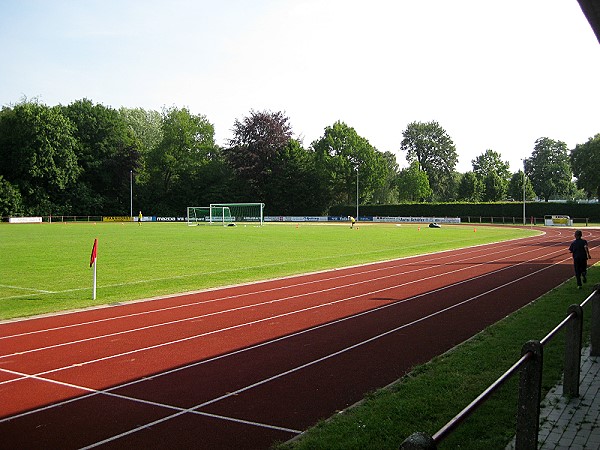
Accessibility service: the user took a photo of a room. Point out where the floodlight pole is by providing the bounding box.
[522,160,526,226]
[356,166,359,220]
[130,170,133,219]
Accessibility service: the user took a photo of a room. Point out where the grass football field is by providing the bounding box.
[0,221,536,320]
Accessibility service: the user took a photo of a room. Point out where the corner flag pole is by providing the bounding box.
[90,238,98,300]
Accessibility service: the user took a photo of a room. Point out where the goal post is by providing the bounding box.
[186,206,210,226]
[209,205,232,225]
[209,203,265,225]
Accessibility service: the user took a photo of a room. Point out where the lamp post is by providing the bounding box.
[522,161,526,226]
[356,165,359,220]
[130,170,133,219]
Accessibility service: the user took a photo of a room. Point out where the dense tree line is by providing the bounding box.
[1,99,598,217]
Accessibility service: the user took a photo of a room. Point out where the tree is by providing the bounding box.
[371,151,400,204]
[0,175,23,216]
[472,149,511,181]
[0,101,79,214]
[224,110,293,205]
[571,134,600,199]
[63,99,141,215]
[311,121,388,209]
[524,137,572,202]
[397,161,432,202]
[265,139,327,215]
[507,170,536,201]
[400,121,458,200]
[146,106,217,214]
[457,171,483,202]
[482,172,506,201]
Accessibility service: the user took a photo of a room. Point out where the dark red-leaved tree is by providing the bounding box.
[224,110,293,202]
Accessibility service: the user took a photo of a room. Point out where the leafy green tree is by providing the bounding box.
[265,139,328,215]
[482,172,506,201]
[524,137,572,202]
[472,149,511,181]
[0,175,23,216]
[457,171,483,202]
[63,99,141,215]
[119,108,163,181]
[571,133,600,199]
[397,161,432,202]
[311,121,388,209]
[146,106,217,215]
[372,151,400,204]
[472,149,510,201]
[400,121,458,200]
[507,170,536,201]
[0,101,79,214]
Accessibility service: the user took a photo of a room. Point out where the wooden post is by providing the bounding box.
[564,305,583,398]
[591,289,600,357]
[516,340,542,450]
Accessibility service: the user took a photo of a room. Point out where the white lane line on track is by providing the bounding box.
[78,252,572,449]
[0,367,301,435]
[0,234,540,340]
[0,237,564,363]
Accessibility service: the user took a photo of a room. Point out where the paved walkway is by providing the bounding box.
[506,347,600,449]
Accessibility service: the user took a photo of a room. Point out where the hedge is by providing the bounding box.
[330,202,600,223]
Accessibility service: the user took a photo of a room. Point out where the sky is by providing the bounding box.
[1,0,599,173]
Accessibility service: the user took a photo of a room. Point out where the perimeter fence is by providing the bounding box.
[401,287,600,450]
[1,215,593,225]
[460,216,591,226]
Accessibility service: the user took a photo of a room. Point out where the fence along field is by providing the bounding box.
[0,222,536,320]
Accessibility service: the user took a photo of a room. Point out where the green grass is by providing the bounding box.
[0,221,535,320]
[276,266,598,450]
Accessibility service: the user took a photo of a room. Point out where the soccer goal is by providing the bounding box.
[186,206,234,226]
[209,203,265,225]
[186,206,210,226]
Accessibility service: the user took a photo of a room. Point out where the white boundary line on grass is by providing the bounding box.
[0,284,55,294]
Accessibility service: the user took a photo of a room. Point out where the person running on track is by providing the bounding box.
[569,230,591,289]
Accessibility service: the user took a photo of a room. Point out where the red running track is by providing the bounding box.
[0,227,597,449]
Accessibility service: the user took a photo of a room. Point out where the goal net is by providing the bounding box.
[209,203,265,225]
[187,206,233,226]
[187,207,210,226]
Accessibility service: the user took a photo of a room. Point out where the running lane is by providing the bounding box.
[0,227,596,449]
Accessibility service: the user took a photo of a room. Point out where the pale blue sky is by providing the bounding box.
[1,0,599,172]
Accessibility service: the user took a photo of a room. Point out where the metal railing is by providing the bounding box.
[401,287,600,450]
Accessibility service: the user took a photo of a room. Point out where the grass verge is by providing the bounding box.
[275,266,598,450]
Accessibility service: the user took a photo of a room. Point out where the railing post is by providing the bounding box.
[591,288,600,357]
[516,340,542,450]
[400,432,436,449]
[564,304,583,398]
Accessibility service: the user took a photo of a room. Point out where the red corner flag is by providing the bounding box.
[90,238,98,267]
